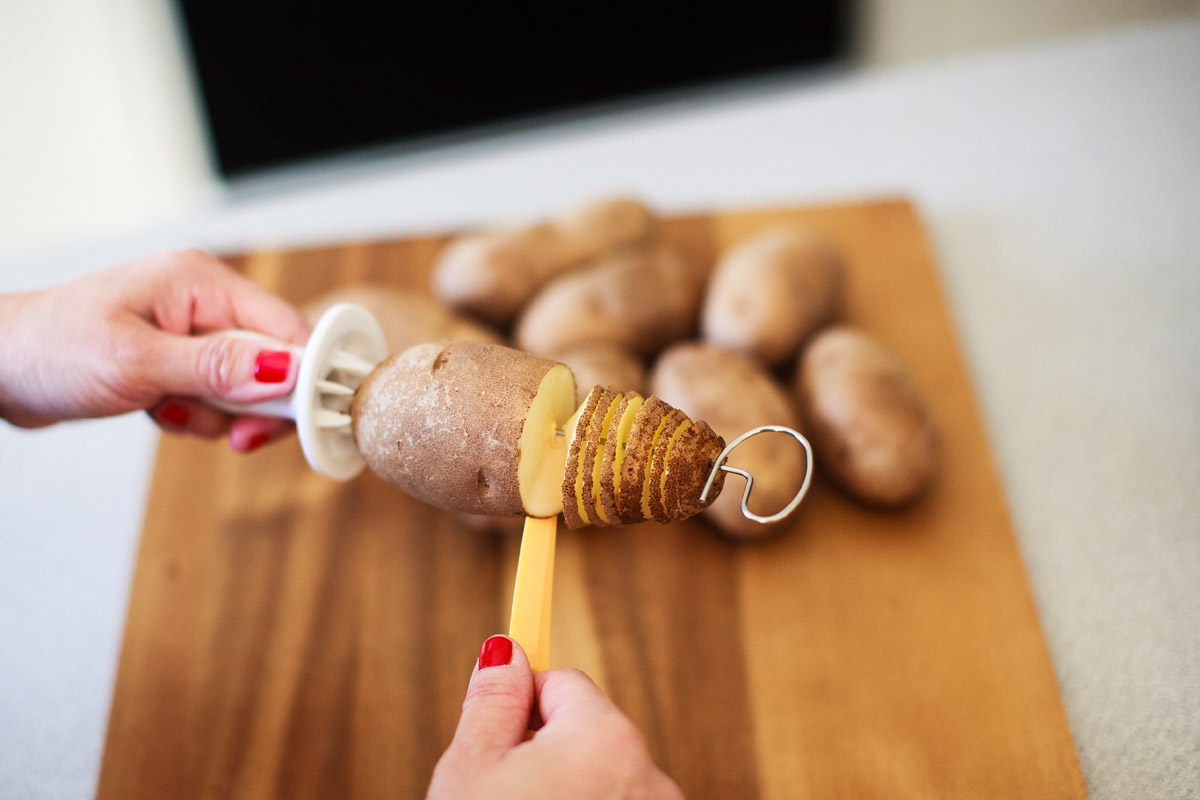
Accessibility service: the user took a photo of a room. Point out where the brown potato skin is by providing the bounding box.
[431,224,564,325]
[552,197,659,265]
[702,226,845,367]
[303,285,502,354]
[651,342,806,539]
[561,388,606,530]
[547,342,647,406]
[432,197,657,325]
[662,420,725,522]
[645,415,686,524]
[796,326,936,507]
[308,289,508,531]
[614,397,671,526]
[515,243,703,357]
[351,341,562,517]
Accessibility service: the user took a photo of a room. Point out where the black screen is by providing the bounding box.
[178,2,850,177]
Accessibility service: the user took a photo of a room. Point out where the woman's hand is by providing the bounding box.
[0,249,311,451]
[427,636,682,800]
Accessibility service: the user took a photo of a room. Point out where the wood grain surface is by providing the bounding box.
[97,199,1088,799]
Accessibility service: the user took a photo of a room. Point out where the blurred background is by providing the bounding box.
[1,0,1195,259]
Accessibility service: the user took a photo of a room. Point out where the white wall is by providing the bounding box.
[857,0,1199,63]
[0,0,216,259]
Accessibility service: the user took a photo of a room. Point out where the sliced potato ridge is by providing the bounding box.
[640,410,680,521]
[615,397,670,524]
[560,387,726,529]
[654,418,694,521]
[587,391,624,524]
[662,421,721,520]
[647,416,690,522]
[599,392,644,523]
[562,387,604,529]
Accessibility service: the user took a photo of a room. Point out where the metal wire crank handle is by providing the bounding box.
[699,425,814,524]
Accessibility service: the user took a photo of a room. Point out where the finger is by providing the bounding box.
[213,269,311,346]
[149,249,311,346]
[533,667,620,733]
[141,331,300,406]
[148,398,231,439]
[520,669,675,796]
[229,416,295,453]
[447,636,535,759]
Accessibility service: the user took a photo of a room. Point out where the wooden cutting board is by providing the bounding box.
[97,199,1088,799]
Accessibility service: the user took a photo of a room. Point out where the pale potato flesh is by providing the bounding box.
[516,364,578,517]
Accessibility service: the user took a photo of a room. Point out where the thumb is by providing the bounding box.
[448,636,535,759]
[145,330,301,405]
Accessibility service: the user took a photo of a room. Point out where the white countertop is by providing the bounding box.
[2,17,1198,799]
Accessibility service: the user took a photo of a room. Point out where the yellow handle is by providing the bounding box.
[508,515,558,672]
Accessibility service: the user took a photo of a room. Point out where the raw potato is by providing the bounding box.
[553,196,659,265]
[546,342,647,406]
[702,225,845,366]
[516,242,703,357]
[303,285,502,353]
[651,342,807,539]
[796,326,936,507]
[307,289,507,532]
[433,197,657,325]
[560,386,726,529]
[351,341,577,518]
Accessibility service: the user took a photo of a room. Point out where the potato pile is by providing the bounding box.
[321,195,938,538]
[434,197,657,325]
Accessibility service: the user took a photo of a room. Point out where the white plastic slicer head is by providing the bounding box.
[293,302,388,479]
[203,302,388,480]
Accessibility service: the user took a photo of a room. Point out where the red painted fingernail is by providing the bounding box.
[254,350,290,383]
[478,635,513,669]
[246,433,270,452]
[160,403,189,427]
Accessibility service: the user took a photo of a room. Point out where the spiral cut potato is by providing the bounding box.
[561,387,725,530]
[351,342,725,526]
